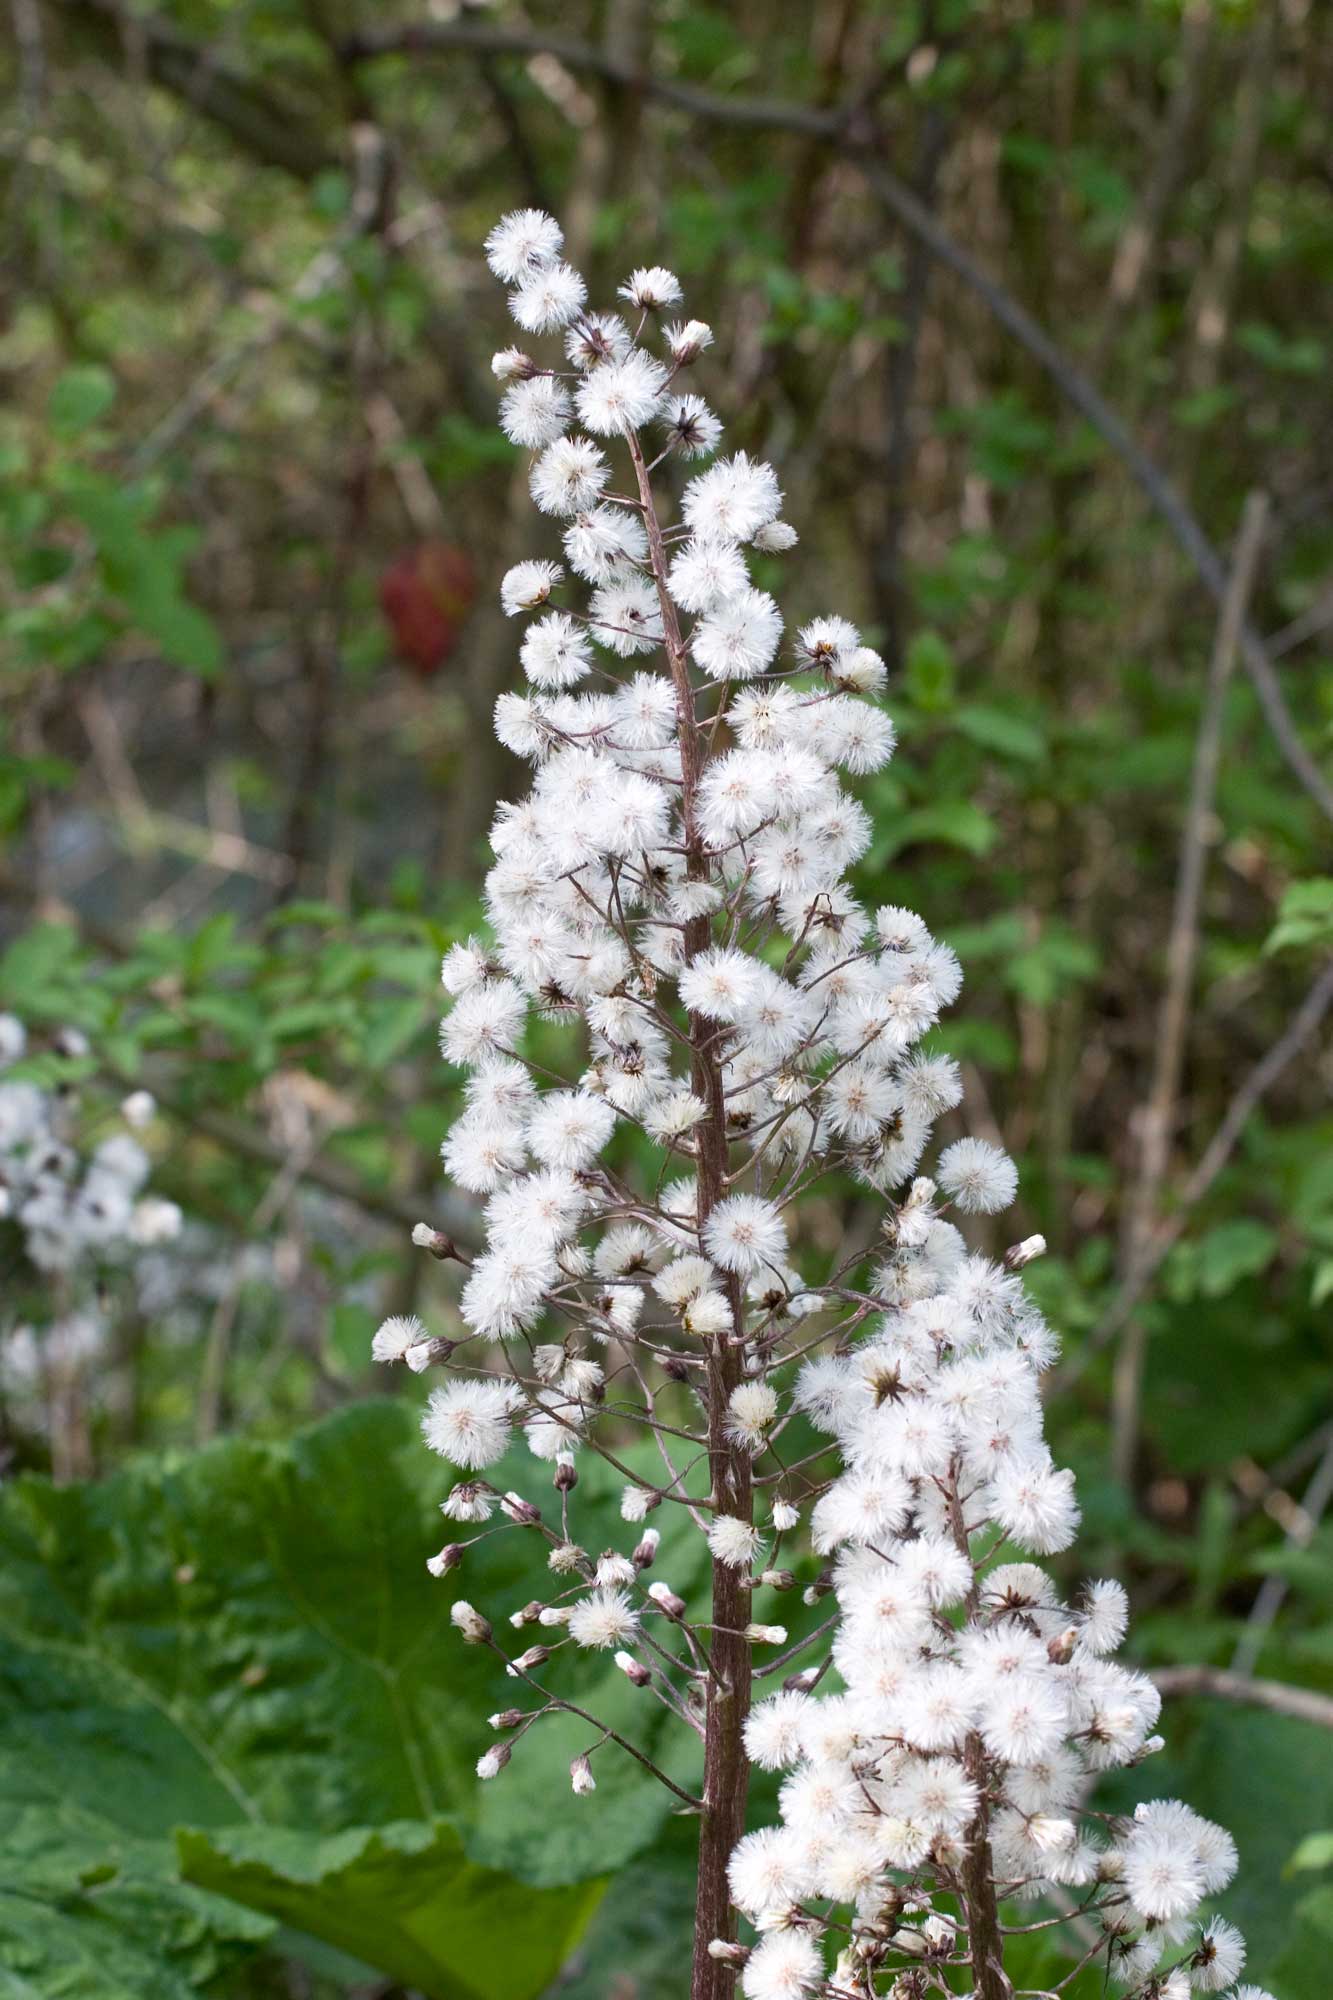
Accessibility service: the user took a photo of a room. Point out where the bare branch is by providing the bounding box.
[1111,492,1269,1486]
[1152,1666,1333,1732]
[1058,954,1333,1391]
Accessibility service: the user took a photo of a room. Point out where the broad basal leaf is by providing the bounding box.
[0,1400,708,1997]
[178,1820,602,2000]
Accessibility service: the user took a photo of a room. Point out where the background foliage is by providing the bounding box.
[1,1,1331,1994]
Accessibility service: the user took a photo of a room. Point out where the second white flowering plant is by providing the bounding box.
[373,210,1268,2000]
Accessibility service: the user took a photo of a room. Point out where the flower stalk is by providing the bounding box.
[370,209,1267,2000]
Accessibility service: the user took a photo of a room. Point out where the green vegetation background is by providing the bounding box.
[1,3,1331,1995]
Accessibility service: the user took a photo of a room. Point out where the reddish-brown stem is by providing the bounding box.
[627,430,753,2000]
[944,1462,1007,1999]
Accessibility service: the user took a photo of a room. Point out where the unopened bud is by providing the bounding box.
[513,1644,550,1672]
[759,1568,795,1592]
[426,1543,464,1577]
[744,1623,787,1645]
[633,1528,661,1570]
[648,1581,686,1620]
[783,1665,820,1693]
[1004,1233,1047,1271]
[707,1939,749,1965]
[449,1600,491,1644]
[510,1600,543,1628]
[668,320,713,366]
[538,1605,571,1627]
[476,1742,511,1779]
[1047,1625,1078,1665]
[554,1453,578,1491]
[662,1355,690,1383]
[615,1649,651,1687]
[412,1222,464,1262]
[501,1492,542,1525]
[407,1336,456,1373]
[570,1753,596,1795]
[489,1708,524,1730]
[491,346,538,382]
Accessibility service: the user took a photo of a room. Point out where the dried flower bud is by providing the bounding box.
[489,1708,524,1730]
[554,1453,578,1491]
[491,347,538,381]
[406,1336,456,1373]
[707,1939,749,1965]
[620,1486,658,1522]
[501,1492,543,1525]
[411,1222,464,1262]
[426,1543,464,1577]
[632,1528,660,1569]
[647,1581,686,1620]
[615,1649,651,1687]
[1004,1233,1047,1271]
[1047,1625,1078,1665]
[667,319,713,365]
[450,1600,491,1645]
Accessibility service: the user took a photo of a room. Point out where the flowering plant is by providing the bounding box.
[374,210,1266,2000]
[0,1013,182,1470]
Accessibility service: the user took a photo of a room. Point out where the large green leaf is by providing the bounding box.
[0,1794,269,2000]
[0,1401,708,1997]
[178,1820,603,2000]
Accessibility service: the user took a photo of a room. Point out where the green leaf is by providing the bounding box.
[178,1820,603,2000]
[131,588,224,678]
[0,922,85,1017]
[0,1403,704,1996]
[1196,1219,1280,1297]
[1288,1830,1333,1875]
[873,800,999,861]
[49,364,117,436]
[952,702,1047,763]
[1264,879,1333,957]
[1005,927,1100,1007]
[903,629,956,711]
[360,993,428,1067]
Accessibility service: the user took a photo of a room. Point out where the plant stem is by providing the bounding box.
[945,1465,1007,1999]
[628,430,753,2000]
